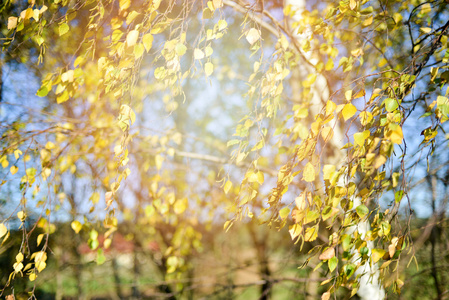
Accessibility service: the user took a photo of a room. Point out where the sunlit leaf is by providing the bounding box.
[342,103,357,121]
[126,30,139,47]
[0,224,7,239]
[246,28,260,45]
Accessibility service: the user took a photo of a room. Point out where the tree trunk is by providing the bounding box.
[248,222,272,300]
[284,0,385,299]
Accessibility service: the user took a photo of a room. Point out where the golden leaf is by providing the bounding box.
[342,103,357,121]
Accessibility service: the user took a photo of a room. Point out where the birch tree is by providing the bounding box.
[1,0,449,298]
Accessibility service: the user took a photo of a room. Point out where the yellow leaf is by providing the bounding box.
[105,191,113,207]
[342,103,357,121]
[224,180,232,194]
[323,165,335,180]
[104,238,112,249]
[353,130,370,147]
[17,211,26,222]
[205,46,213,57]
[373,155,387,169]
[303,162,316,182]
[279,207,290,219]
[36,261,46,273]
[388,124,403,144]
[20,8,33,20]
[16,252,24,262]
[0,223,7,239]
[325,100,336,116]
[213,0,223,9]
[421,3,431,14]
[353,89,366,99]
[174,198,188,214]
[359,111,373,126]
[14,262,23,273]
[155,154,164,170]
[289,224,302,240]
[362,16,373,27]
[2,159,9,168]
[194,48,205,60]
[321,127,333,142]
[349,0,357,10]
[134,43,145,59]
[345,90,352,101]
[372,248,386,263]
[295,193,307,210]
[37,234,44,246]
[126,30,139,47]
[34,251,47,263]
[246,28,260,45]
[61,70,74,82]
[42,168,51,181]
[14,149,22,159]
[325,58,334,71]
[142,33,154,52]
[205,62,214,76]
[223,220,233,232]
[420,27,431,34]
[378,58,388,68]
[119,0,131,10]
[256,171,264,185]
[10,166,18,175]
[98,57,107,72]
[71,220,82,234]
[7,17,18,30]
[322,292,331,300]
[29,272,37,281]
[351,48,364,57]
[304,226,318,241]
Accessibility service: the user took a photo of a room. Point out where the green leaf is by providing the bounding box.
[37,86,49,97]
[395,190,404,203]
[353,130,370,147]
[305,210,319,224]
[328,257,338,272]
[341,234,351,251]
[59,23,69,36]
[96,249,106,265]
[385,98,398,112]
[356,204,369,218]
[343,263,355,278]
